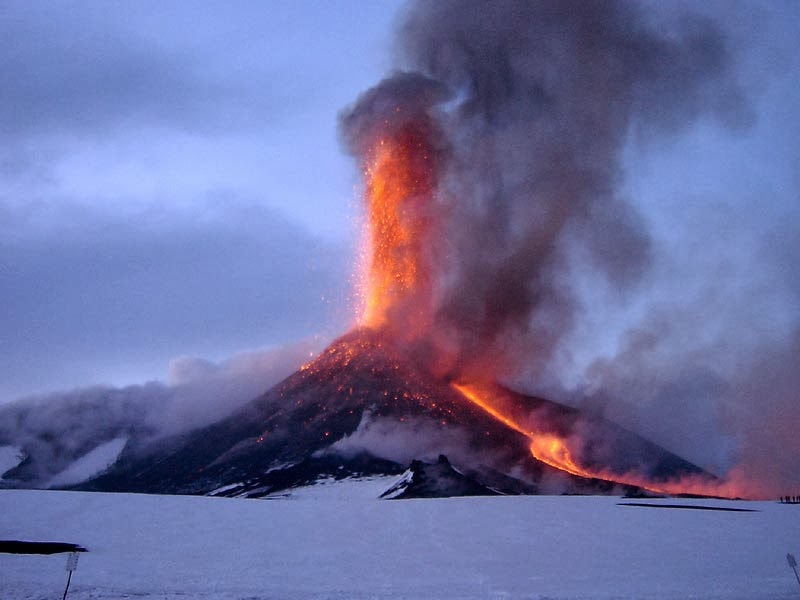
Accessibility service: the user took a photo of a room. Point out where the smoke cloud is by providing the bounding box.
[328,411,478,466]
[341,1,797,496]
[0,340,319,487]
[342,0,747,379]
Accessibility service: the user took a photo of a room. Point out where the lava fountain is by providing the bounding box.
[357,120,438,333]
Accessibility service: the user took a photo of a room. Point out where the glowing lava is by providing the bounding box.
[452,383,604,481]
[357,123,437,331]
[527,432,593,480]
[453,382,746,497]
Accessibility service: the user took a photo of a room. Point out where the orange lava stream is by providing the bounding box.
[452,383,602,480]
[453,383,752,498]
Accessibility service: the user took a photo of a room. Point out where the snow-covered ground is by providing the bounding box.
[1,481,798,599]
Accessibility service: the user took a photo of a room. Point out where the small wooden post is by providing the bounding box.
[63,552,79,600]
[788,553,800,587]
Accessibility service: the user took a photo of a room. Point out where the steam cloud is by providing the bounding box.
[342,1,797,496]
[0,340,318,487]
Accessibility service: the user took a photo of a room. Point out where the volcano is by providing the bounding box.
[79,327,711,498]
[70,3,746,499]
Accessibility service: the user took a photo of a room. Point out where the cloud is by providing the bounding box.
[0,196,352,402]
[0,338,321,486]
[328,411,478,466]
[162,338,322,434]
[570,220,800,493]
[0,2,402,400]
[341,0,751,383]
[0,3,283,141]
[0,0,403,214]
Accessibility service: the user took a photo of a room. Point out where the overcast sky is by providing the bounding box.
[0,1,405,401]
[1,0,798,413]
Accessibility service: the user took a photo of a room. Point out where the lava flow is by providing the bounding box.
[452,382,608,482]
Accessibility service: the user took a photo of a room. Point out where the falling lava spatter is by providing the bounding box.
[357,121,438,334]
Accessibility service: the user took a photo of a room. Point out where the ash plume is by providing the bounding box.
[338,0,800,498]
[341,0,747,382]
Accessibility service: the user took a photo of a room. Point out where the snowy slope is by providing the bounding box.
[0,445,23,478]
[48,437,128,489]
[0,486,798,599]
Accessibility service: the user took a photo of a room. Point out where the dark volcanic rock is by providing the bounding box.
[79,328,544,495]
[380,455,501,499]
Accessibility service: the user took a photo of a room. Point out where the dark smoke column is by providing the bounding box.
[341,0,746,385]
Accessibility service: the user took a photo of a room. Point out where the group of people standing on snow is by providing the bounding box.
[780,496,800,503]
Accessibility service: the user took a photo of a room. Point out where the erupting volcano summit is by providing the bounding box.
[74,0,762,499]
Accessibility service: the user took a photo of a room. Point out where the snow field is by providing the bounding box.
[1,483,798,599]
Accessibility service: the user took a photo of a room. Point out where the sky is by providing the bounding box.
[0,0,405,401]
[0,0,798,474]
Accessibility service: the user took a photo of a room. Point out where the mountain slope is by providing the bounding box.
[380,455,502,499]
[78,327,712,498]
[79,328,540,495]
